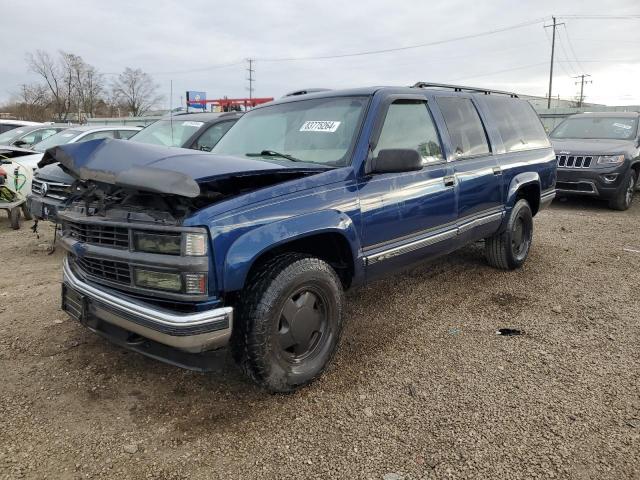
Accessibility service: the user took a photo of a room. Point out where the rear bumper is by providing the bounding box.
[62,257,233,354]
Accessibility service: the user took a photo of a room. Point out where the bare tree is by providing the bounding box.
[111,68,163,116]
[26,50,73,121]
[5,83,52,121]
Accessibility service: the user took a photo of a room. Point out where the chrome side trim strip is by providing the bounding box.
[458,211,503,233]
[365,228,458,265]
[364,208,505,265]
[62,257,232,328]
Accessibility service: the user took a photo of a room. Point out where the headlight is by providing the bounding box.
[184,232,207,256]
[132,231,208,256]
[134,269,182,292]
[597,154,625,166]
[133,231,182,255]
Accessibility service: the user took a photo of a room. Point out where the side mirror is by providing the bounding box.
[13,140,26,147]
[369,149,423,174]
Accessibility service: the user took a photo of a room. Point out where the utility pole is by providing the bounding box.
[246,58,255,104]
[544,16,565,109]
[573,74,592,108]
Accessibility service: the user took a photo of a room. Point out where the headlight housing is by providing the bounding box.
[132,231,208,256]
[597,154,625,166]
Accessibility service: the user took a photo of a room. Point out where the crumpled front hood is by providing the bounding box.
[551,138,636,156]
[38,138,321,198]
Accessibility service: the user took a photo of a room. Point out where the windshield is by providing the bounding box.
[0,128,27,145]
[32,129,81,152]
[550,116,639,140]
[129,119,204,147]
[211,96,369,166]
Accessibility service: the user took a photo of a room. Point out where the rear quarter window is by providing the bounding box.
[483,97,550,152]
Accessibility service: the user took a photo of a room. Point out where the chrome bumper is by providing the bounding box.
[62,257,233,353]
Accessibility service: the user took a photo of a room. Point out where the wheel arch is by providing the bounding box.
[506,172,541,215]
[222,210,362,293]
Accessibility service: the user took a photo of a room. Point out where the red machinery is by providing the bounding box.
[186,97,273,112]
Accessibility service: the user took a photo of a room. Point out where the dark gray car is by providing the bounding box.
[550,112,640,210]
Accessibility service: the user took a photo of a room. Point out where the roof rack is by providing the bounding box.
[283,88,332,98]
[411,82,518,98]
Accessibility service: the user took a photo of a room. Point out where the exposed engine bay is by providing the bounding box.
[64,169,319,224]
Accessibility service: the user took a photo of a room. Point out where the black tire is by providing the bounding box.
[21,203,33,221]
[485,199,533,270]
[9,207,21,230]
[608,170,636,211]
[232,253,344,393]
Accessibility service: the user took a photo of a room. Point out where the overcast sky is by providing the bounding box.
[2,0,640,108]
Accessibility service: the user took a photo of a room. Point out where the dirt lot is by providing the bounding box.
[1,197,639,480]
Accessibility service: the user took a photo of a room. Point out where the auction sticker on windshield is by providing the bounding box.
[299,121,341,132]
[182,121,204,127]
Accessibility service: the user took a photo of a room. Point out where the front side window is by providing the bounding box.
[118,130,139,140]
[18,128,60,146]
[194,121,235,151]
[373,100,443,164]
[0,128,27,144]
[483,97,550,152]
[436,97,490,158]
[212,96,369,166]
[550,116,639,140]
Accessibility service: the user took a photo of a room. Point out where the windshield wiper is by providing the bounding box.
[246,150,302,162]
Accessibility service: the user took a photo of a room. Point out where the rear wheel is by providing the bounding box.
[9,207,21,230]
[608,170,636,211]
[485,199,533,270]
[232,253,344,393]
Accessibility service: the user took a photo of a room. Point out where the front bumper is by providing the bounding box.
[62,256,233,355]
[27,193,65,221]
[556,164,628,199]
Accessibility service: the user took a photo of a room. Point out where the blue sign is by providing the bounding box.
[186,91,206,109]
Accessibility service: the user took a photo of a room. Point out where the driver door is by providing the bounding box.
[358,98,457,279]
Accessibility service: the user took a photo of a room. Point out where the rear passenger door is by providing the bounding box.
[359,98,457,278]
[435,96,503,242]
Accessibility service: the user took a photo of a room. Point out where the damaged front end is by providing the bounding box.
[47,138,322,368]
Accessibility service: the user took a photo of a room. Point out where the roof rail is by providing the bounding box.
[411,82,518,98]
[283,88,332,98]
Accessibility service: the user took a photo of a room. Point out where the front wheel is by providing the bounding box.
[232,253,344,393]
[485,199,533,270]
[608,170,636,211]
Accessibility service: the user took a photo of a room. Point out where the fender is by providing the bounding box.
[222,210,363,292]
[505,171,541,209]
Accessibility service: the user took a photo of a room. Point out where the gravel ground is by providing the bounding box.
[1,197,639,480]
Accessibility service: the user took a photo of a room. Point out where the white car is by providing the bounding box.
[15,125,143,172]
[0,119,42,134]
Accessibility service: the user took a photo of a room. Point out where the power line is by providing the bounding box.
[556,14,640,20]
[555,30,580,76]
[561,24,586,73]
[257,17,550,62]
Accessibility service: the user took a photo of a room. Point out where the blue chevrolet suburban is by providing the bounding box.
[43,83,556,392]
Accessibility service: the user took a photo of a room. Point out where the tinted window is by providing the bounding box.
[550,116,639,140]
[194,121,235,151]
[374,100,443,164]
[81,130,117,142]
[436,97,490,158]
[483,97,550,152]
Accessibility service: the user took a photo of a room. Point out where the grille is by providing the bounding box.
[76,256,132,285]
[556,154,593,169]
[64,221,130,249]
[31,178,72,201]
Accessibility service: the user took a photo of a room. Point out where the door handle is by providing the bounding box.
[492,166,503,176]
[443,175,455,187]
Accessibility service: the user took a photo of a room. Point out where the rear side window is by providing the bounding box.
[374,100,444,164]
[436,97,490,158]
[484,97,550,152]
[81,130,117,142]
